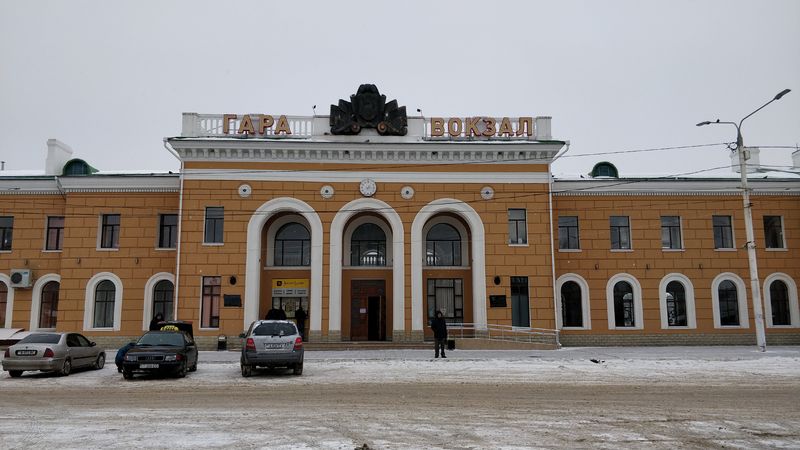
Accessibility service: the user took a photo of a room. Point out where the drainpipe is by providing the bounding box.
[548,141,570,346]
[164,139,184,320]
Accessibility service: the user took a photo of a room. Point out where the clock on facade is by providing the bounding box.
[359,178,377,197]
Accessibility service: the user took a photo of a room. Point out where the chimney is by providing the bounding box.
[793,148,800,170]
[730,146,760,174]
[45,139,74,175]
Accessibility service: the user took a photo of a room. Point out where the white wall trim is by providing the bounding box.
[763,273,799,328]
[329,198,405,335]
[83,272,123,331]
[0,274,15,328]
[658,273,697,329]
[183,169,550,184]
[29,273,60,331]
[605,273,644,330]
[244,198,323,332]
[142,272,175,331]
[711,272,750,329]
[411,198,486,332]
[555,273,591,330]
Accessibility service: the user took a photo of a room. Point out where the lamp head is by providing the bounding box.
[774,89,791,100]
[696,121,711,127]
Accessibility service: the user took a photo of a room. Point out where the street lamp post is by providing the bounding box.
[697,88,791,352]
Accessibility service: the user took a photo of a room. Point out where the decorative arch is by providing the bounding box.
[245,197,324,331]
[711,272,749,329]
[555,273,591,330]
[411,198,486,332]
[658,273,697,329]
[83,272,123,331]
[142,272,176,330]
[30,273,61,331]
[763,273,799,328]
[0,273,14,328]
[605,273,644,330]
[329,198,404,338]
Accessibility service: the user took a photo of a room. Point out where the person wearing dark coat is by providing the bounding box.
[149,313,164,331]
[294,306,307,340]
[430,310,448,358]
[265,307,287,320]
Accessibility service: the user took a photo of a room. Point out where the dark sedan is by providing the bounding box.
[121,330,198,379]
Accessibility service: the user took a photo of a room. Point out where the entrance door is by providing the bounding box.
[511,276,530,327]
[350,280,386,341]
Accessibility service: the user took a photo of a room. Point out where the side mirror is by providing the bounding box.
[90,342,97,347]
[238,332,246,338]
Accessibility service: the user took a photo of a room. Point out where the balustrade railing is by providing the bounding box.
[181,113,314,139]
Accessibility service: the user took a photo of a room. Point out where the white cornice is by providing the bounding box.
[0,175,179,194]
[167,138,563,165]
[182,169,551,184]
[553,179,800,196]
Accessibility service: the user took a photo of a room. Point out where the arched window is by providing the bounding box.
[426,223,462,266]
[560,281,583,327]
[0,282,7,327]
[153,280,174,321]
[350,223,386,266]
[62,159,97,176]
[274,223,311,266]
[769,280,790,326]
[718,280,740,326]
[40,281,59,328]
[590,162,619,178]
[94,280,116,328]
[665,281,687,327]
[613,281,635,327]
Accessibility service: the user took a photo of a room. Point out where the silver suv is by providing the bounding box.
[239,320,304,377]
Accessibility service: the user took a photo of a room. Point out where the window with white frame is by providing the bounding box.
[713,215,734,249]
[717,280,740,326]
[274,222,311,266]
[45,216,64,251]
[93,280,116,328]
[665,281,687,326]
[558,216,580,250]
[508,209,527,245]
[153,279,175,321]
[606,274,643,329]
[769,280,790,326]
[763,216,785,249]
[0,216,14,251]
[610,216,631,250]
[350,223,387,266]
[100,214,120,249]
[0,281,7,328]
[560,281,583,327]
[426,223,462,266]
[158,214,178,249]
[661,216,682,249]
[201,276,221,328]
[613,281,635,327]
[39,281,59,329]
[204,207,224,244]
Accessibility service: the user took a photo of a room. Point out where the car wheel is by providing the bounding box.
[8,370,23,378]
[176,363,187,378]
[241,364,252,378]
[122,369,134,380]
[189,362,197,372]
[94,353,106,370]
[60,359,72,377]
[293,362,303,376]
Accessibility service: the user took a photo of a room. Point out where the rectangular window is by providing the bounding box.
[713,215,734,249]
[204,207,224,244]
[558,216,580,250]
[510,276,530,327]
[763,216,785,249]
[507,209,527,245]
[661,216,682,249]
[46,216,65,251]
[158,214,178,249]
[0,216,14,251]
[201,276,221,328]
[100,214,120,249]
[610,216,631,250]
[426,279,464,324]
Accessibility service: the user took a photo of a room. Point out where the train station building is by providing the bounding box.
[1,85,799,348]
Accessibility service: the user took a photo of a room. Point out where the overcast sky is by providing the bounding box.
[1,0,798,177]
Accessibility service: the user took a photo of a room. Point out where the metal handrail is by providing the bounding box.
[447,322,560,347]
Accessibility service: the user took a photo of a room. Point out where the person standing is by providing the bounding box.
[430,310,448,358]
[294,305,307,340]
[149,313,164,331]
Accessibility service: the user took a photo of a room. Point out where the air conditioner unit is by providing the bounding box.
[10,269,32,288]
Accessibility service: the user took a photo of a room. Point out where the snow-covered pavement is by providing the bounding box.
[1,346,799,449]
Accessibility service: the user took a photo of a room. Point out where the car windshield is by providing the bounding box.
[137,332,184,347]
[253,323,296,337]
[18,334,61,344]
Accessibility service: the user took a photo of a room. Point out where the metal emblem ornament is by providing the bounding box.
[400,186,415,200]
[330,84,408,136]
[320,185,334,199]
[359,178,377,197]
[238,184,252,198]
[480,186,494,200]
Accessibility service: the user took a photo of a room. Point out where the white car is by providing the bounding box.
[239,320,304,377]
[3,332,105,377]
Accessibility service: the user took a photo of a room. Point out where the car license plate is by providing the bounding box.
[139,363,159,369]
[264,343,284,349]
[16,350,37,356]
